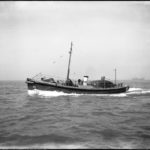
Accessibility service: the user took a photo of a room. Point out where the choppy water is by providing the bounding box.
[0,80,150,149]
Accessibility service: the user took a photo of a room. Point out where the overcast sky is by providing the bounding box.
[0,1,150,80]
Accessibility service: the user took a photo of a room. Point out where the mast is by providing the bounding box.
[66,42,73,80]
[114,68,117,85]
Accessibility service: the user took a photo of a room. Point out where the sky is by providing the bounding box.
[0,1,150,80]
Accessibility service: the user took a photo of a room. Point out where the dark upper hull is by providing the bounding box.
[26,79,129,94]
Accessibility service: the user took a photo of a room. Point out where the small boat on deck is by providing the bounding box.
[26,42,129,94]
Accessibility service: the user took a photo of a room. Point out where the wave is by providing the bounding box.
[0,140,145,149]
[27,87,150,98]
[0,143,87,149]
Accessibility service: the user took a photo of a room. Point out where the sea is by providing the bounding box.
[0,80,150,149]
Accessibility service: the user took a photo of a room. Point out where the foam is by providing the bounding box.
[28,89,81,97]
[109,93,127,97]
[91,93,127,97]
[141,90,150,94]
[0,143,87,149]
[128,88,143,92]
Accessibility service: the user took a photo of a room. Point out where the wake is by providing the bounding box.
[127,88,150,95]
[27,87,150,98]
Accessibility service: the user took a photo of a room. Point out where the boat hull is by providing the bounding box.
[26,80,129,94]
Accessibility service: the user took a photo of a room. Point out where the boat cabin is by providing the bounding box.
[39,75,118,89]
